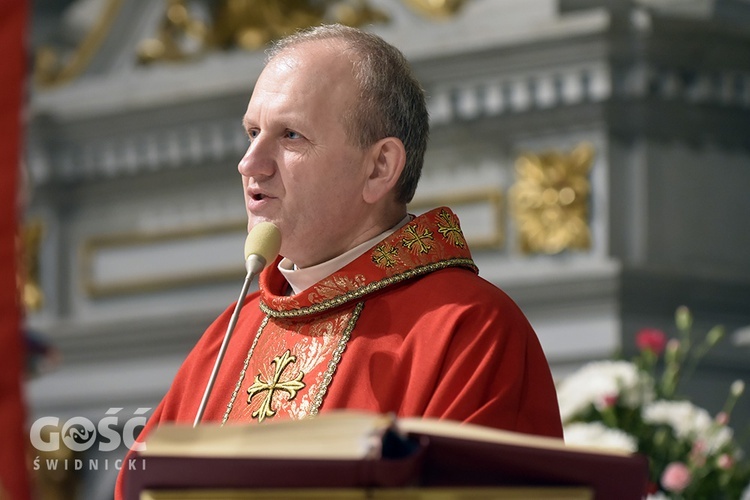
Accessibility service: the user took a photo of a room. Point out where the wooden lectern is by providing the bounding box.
[125,412,649,500]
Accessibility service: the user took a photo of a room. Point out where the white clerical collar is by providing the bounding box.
[278,215,412,295]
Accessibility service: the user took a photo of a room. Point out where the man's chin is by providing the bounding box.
[247,216,273,232]
[246,218,285,249]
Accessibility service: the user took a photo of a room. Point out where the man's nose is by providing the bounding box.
[237,135,275,178]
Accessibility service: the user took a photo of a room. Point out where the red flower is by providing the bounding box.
[636,328,667,355]
[595,393,618,410]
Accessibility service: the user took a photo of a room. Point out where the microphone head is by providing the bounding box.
[244,222,282,273]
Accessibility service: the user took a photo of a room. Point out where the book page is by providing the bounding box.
[140,411,394,459]
[396,417,632,456]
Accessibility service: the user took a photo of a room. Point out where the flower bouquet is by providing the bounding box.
[557,306,750,499]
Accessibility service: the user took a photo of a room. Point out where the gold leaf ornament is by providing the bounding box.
[139,0,392,62]
[509,143,595,254]
[21,220,45,311]
[403,0,469,18]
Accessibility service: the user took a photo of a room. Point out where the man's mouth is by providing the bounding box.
[248,188,273,201]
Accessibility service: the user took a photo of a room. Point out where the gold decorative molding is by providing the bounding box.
[21,219,45,312]
[81,221,247,298]
[409,188,503,250]
[34,0,125,89]
[33,0,471,83]
[136,0,210,64]
[137,0,468,65]
[403,0,470,19]
[138,0,390,63]
[509,143,595,255]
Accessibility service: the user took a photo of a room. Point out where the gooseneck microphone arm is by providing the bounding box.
[192,269,255,427]
[193,222,281,427]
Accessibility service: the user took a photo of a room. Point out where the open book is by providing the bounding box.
[127,411,649,500]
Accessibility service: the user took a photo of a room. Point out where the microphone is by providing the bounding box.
[193,222,281,427]
[244,221,283,276]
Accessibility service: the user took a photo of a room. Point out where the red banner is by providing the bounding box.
[0,0,31,499]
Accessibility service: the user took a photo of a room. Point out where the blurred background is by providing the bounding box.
[10,0,750,498]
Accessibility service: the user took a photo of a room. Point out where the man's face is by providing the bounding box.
[238,41,373,268]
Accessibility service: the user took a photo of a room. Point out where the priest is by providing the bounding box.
[116,23,562,499]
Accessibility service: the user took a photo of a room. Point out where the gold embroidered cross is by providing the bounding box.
[372,243,399,268]
[402,225,434,254]
[246,350,306,423]
[436,209,465,248]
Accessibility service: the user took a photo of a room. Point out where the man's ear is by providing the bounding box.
[363,137,406,204]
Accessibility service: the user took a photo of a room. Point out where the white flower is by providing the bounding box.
[563,422,638,453]
[557,360,655,423]
[643,400,733,452]
[643,400,712,437]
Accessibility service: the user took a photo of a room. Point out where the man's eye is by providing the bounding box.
[248,129,259,141]
[285,130,301,139]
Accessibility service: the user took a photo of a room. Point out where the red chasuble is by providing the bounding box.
[116,207,562,499]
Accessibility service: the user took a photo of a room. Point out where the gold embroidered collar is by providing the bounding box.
[258,207,477,319]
